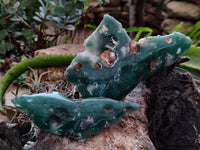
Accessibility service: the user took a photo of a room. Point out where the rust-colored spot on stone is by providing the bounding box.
[102,25,108,33]
[100,50,117,67]
[112,36,119,46]
[94,83,98,87]
[109,96,115,100]
[150,60,158,71]
[73,63,82,72]
[94,63,102,69]
[164,38,172,44]
[97,26,101,32]
[105,121,110,127]
[124,108,127,112]
[104,104,112,113]
[140,73,144,79]
[80,116,94,130]
[129,40,140,53]
[186,36,190,42]
[113,40,118,45]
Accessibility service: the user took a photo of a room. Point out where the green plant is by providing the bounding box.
[186,21,200,46]
[171,21,200,46]
[0,0,103,59]
[0,54,75,106]
[25,68,51,93]
[171,22,184,33]
[171,21,200,84]
[125,27,153,41]
[179,45,200,85]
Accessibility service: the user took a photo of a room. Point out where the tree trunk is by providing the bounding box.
[129,0,145,39]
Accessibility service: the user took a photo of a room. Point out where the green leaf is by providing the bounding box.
[54,6,66,16]
[22,29,33,42]
[85,24,97,30]
[3,0,9,5]
[182,45,200,68]
[52,17,62,23]
[0,30,8,41]
[126,27,152,33]
[58,0,64,6]
[0,59,5,63]
[126,27,153,41]
[13,1,20,9]
[186,21,200,46]
[33,16,42,22]
[170,22,184,33]
[13,31,22,37]
[5,42,14,50]
[0,44,6,55]
[64,24,75,30]
[22,29,32,37]
[178,45,200,84]
[38,0,45,8]
[67,15,80,23]
[64,2,73,13]
[7,7,17,14]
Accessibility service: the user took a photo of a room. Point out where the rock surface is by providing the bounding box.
[0,122,29,150]
[162,19,194,34]
[34,44,84,56]
[27,44,84,83]
[166,1,200,20]
[26,83,156,150]
[26,63,200,150]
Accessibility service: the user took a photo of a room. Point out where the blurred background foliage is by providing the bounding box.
[0,0,104,59]
[171,21,200,85]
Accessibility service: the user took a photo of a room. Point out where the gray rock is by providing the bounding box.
[166,1,200,20]
[175,0,200,5]
[162,19,193,34]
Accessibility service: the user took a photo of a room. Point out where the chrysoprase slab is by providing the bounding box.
[11,92,139,139]
[65,14,192,100]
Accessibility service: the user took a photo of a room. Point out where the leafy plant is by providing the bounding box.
[0,0,103,59]
[171,21,200,46]
[25,68,51,93]
[125,27,153,41]
[171,22,184,33]
[179,45,200,85]
[186,21,200,46]
[0,54,75,106]
[171,21,200,84]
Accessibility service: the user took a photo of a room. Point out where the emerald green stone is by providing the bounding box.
[66,14,192,100]
[11,92,139,139]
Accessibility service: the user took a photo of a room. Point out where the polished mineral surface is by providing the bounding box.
[11,92,139,139]
[66,14,192,100]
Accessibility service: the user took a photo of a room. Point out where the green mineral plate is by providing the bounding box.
[66,14,192,100]
[11,92,139,139]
